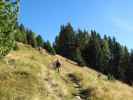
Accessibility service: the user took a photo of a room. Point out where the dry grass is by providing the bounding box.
[0,43,132,100]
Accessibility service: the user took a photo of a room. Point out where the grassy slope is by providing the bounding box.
[0,43,132,100]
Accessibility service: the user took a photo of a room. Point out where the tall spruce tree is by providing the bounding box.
[82,30,101,69]
[75,29,90,50]
[99,36,111,73]
[126,50,133,84]
[108,38,122,78]
[15,24,27,43]
[116,46,129,80]
[43,40,55,55]
[26,30,37,48]
[36,35,44,47]
[54,23,75,59]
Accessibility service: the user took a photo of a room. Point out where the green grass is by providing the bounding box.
[0,43,132,100]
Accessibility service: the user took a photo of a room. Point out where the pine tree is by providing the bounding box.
[72,48,85,66]
[99,37,111,73]
[75,29,90,50]
[26,30,37,48]
[54,23,75,59]
[126,50,133,85]
[82,30,101,70]
[108,37,122,78]
[15,24,27,43]
[53,36,59,53]
[0,0,19,57]
[43,41,55,55]
[36,35,44,47]
[54,23,86,65]
[117,46,129,80]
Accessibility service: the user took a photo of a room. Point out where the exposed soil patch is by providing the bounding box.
[68,73,91,100]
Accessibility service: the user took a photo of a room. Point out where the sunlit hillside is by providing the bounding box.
[0,43,132,100]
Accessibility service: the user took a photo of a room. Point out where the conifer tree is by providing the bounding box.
[82,30,101,69]
[117,46,129,80]
[0,0,19,57]
[15,24,27,43]
[54,23,75,59]
[126,50,133,84]
[26,30,37,48]
[44,41,55,55]
[36,35,44,47]
[99,37,111,73]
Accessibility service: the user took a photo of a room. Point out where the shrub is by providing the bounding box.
[107,74,115,81]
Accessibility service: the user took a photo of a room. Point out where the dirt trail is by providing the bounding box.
[67,73,90,100]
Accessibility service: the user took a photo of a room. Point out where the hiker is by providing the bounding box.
[54,59,61,72]
[48,58,62,72]
[97,73,102,78]
[37,47,43,53]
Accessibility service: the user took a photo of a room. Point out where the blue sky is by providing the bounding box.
[20,0,133,49]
